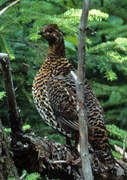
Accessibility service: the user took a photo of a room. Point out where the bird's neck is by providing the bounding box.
[47,39,66,58]
[39,39,73,77]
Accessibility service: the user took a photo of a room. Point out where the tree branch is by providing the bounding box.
[77,0,93,179]
[0,0,20,16]
[123,136,127,161]
[0,119,19,179]
[0,0,15,9]
[0,53,23,134]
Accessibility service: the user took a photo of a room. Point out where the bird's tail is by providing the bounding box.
[88,126,115,168]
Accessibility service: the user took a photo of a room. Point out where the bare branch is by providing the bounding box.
[123,136,127,161]
[77,0,93,179]
[0,53,23,134]
[0,0,20,16]
[0,53,8,59]
[0,0,15,9]
[114,144,127,161]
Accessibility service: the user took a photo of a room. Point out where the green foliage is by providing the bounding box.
[107,125,127,142]
[92,82,127,127]
[8,170,41,180]
[112,150,122,159]
[89,9,109,21]
[23,172,41,180]
[107,125,127,158]
[4,127,11,133]
[0,91,5,100]
[4,124,31,134]
[23,124,31,130]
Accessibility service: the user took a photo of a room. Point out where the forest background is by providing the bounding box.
[0,0,127,160]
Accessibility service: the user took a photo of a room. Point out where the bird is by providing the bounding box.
[32,24,115,168]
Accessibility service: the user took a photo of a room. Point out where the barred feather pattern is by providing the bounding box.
[32,24,115,168]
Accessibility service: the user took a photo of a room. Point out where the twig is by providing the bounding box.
[0,0,20,16]
[0,0,15,9]
[71,0,93,179]
[0,53,23,134]
[114,145,127,160]
[51,160,67,164]
[115,159,127,176]
[0,0,10,9]
[123,136,127,161]
[20,172,27,180]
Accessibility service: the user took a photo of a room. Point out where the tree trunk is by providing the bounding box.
[0,120,19,180]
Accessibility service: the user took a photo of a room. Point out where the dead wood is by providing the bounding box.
[0,53,23,134]
[77,0,93,179]
[0,119,19,180]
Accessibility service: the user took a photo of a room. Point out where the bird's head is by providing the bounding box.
[38,24,64,45]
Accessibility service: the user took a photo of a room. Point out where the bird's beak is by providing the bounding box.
[37,31,41,35]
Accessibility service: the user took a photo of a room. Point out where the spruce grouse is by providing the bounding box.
[32,24,115,168]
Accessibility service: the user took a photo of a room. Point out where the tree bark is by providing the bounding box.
[0,53,23,134]
[77,0,93,179]
[0,120,19,180]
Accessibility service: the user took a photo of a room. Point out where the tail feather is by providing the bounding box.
[88,126,115,168]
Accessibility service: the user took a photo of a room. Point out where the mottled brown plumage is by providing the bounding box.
[32,24,115,168]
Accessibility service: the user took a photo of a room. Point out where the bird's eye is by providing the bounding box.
[48,30,53,33]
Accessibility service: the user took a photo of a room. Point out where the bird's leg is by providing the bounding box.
[72,138,81,165]
[66,137,72,147]
[65,137,81,166]
[75,138,79,149]
[66,137,78,150]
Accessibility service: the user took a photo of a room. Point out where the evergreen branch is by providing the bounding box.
[44,0,66,10]
[0,0,20,16]
[71,0,76,6]
[0,0,14,9]
[19,172,27,180]
[123,136,127,161]
[92,82,127,98]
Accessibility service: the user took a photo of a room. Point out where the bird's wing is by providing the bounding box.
[47,75,79,131]
[47,73,105,133]
[47,75,115,166]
